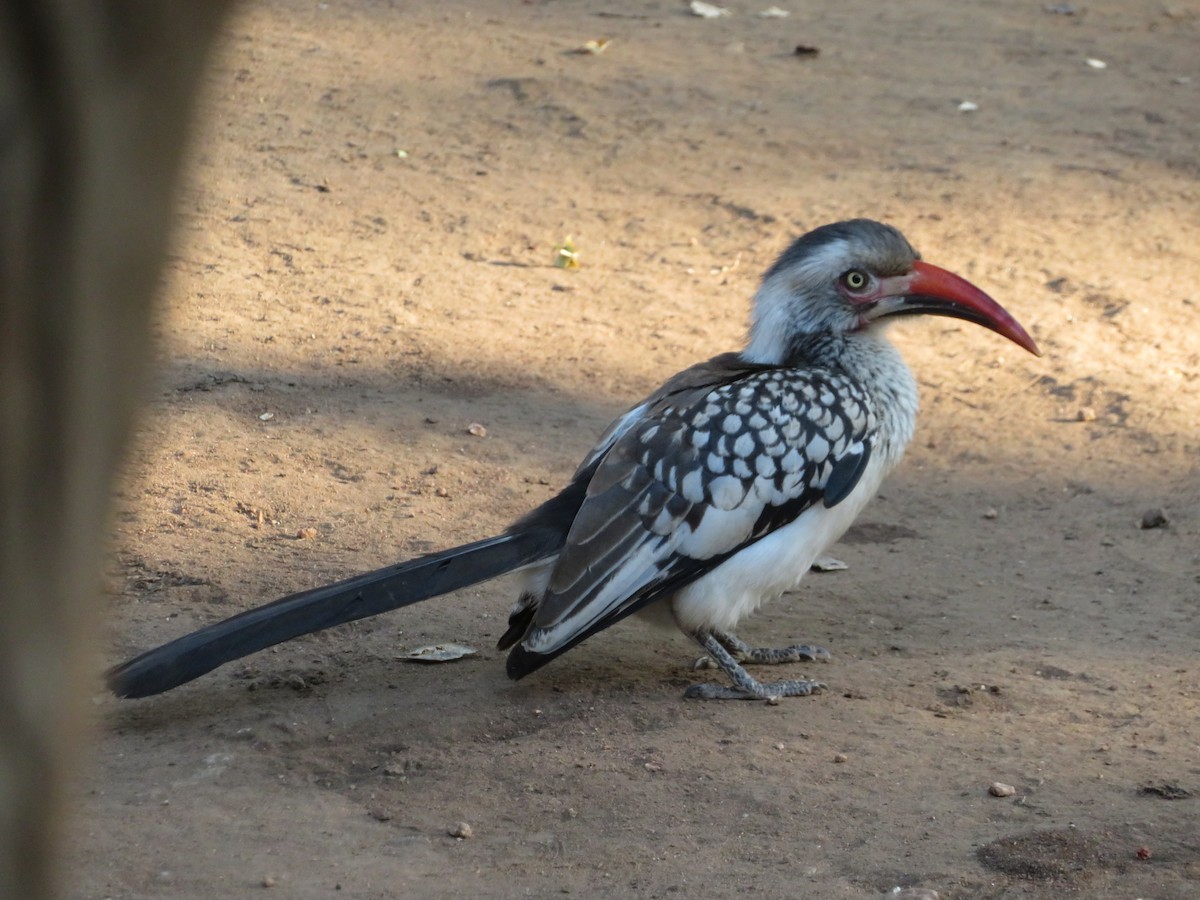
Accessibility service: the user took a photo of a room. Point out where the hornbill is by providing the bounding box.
[109,219,1039,701]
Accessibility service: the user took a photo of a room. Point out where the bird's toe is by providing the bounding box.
[683,682,750,700]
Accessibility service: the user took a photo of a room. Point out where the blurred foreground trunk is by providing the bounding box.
[0,3,231,896]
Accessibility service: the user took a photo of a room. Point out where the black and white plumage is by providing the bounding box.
[109,219,1039,702]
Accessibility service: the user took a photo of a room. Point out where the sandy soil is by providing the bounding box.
[70,1,1200,897]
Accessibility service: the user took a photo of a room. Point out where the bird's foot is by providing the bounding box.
[686,632,828,702]
[684,677,826,702]
[692,631,830,669]
[741,643,831,665]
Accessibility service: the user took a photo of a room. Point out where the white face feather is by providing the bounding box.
[742,276,799,365]
[743,239,861,364]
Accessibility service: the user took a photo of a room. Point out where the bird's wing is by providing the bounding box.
[511,353,876,669]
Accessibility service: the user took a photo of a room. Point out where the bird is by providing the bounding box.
[108,219,1039,702]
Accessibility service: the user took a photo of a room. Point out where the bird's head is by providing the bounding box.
[744,219,1040,364]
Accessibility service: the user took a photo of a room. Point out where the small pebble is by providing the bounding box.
[262,875,276,888]
[811,555,848,572]
[296,526,318,540]
[466,422,488,437]
[1140,508,1168,529]
[989,781,1017,797]
[1136,846,1152,860]
[833,752,848,764]
[449,821,474,839]
[1077,406,1097,422]
[983,507,998,520]
[689,0,730,17]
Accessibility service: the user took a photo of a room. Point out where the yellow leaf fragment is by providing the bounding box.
[553,237,580,269]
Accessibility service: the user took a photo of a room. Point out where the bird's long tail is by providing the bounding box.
[108,528,561,699]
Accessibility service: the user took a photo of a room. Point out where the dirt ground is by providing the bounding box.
[70,1,1200,897]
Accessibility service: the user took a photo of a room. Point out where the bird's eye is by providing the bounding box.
[840,269,870,292]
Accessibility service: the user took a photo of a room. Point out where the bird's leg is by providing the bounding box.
[684,632,827,701]
[693,630,830,670]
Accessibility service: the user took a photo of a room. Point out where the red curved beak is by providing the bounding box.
[872,260,1041,357]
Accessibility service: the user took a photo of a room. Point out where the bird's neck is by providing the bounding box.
[746,326,920,465]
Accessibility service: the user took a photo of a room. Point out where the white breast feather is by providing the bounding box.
[667,449,890,634]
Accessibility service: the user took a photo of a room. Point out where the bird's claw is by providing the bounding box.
[795,644,832,662]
